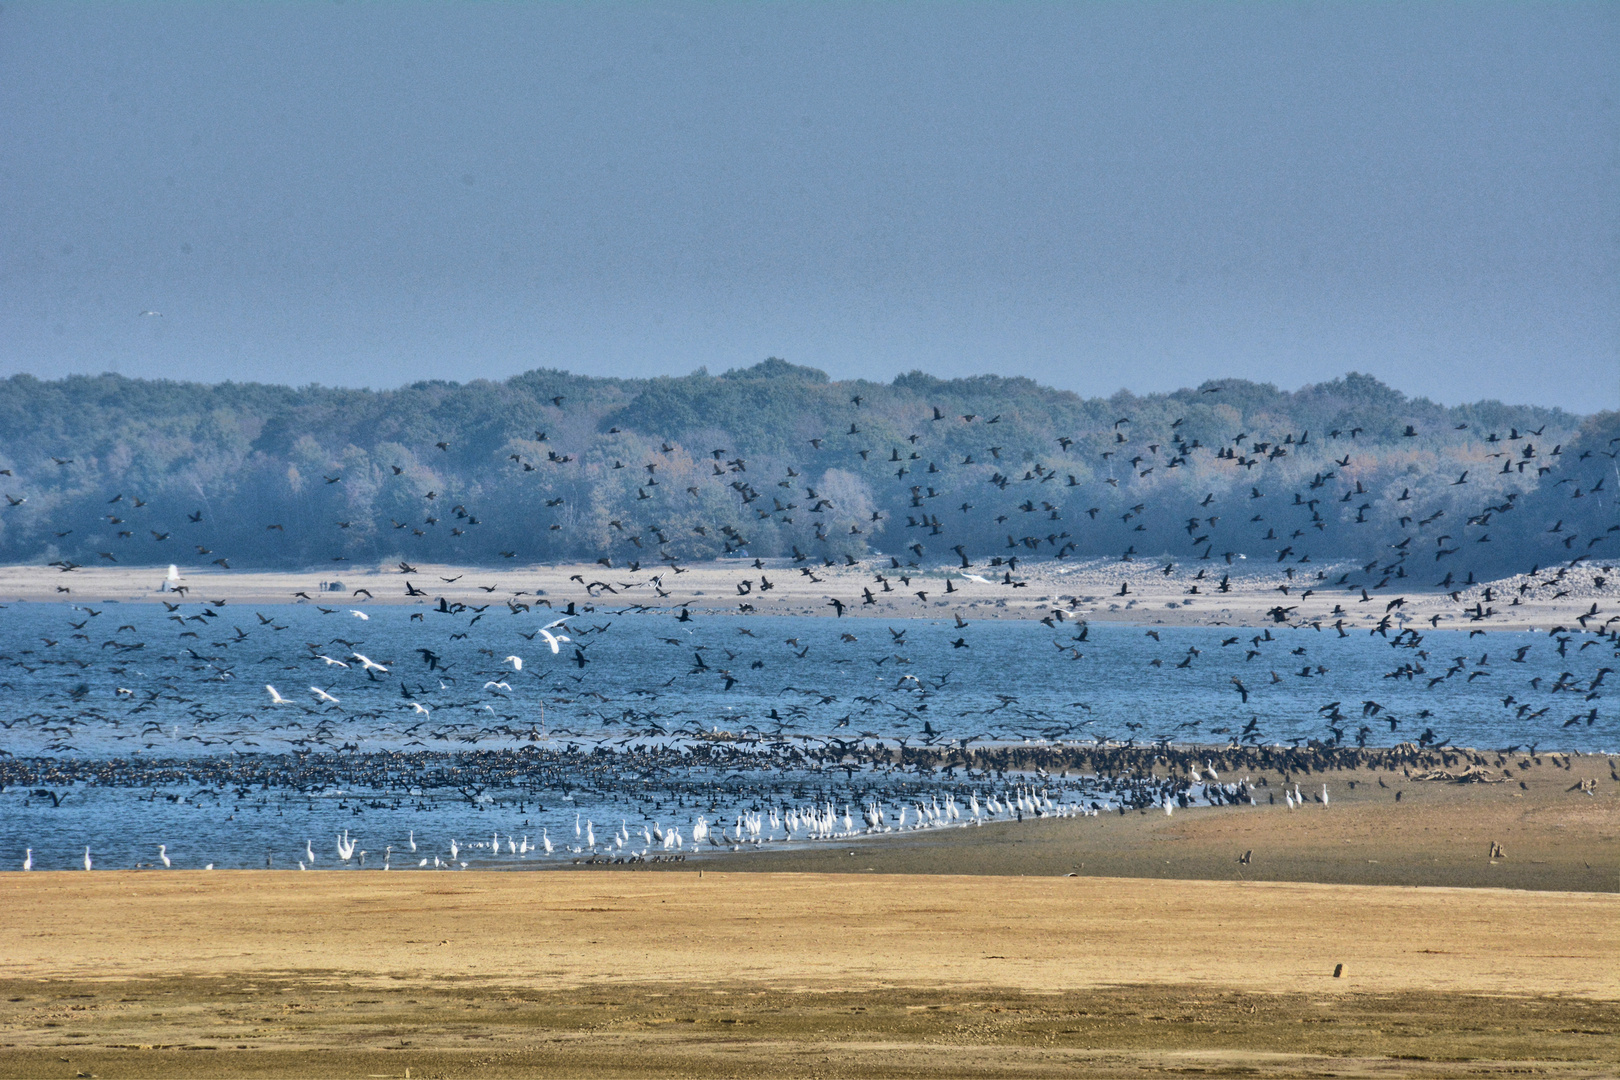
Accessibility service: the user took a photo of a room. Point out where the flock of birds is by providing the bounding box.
[27,769,1279,871]
[1,394,1616,869]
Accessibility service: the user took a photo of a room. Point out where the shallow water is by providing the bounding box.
[0,601,1612,869]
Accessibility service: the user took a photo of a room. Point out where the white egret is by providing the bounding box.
[310,687,340,704]
[504,655,523,671]
[351,653,388,673]
[316,655,350,668]
[22,849,31,871]
[158,844,171,868]
[83,847,92,871]
[408,830,417,853]
[350,609,369,620]
[264,685,289,705]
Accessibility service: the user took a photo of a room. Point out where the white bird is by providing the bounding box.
[310,687,340,703]
[351,653,388,673]
[158,844,171,868]
[586,820,596,849]
[265,684,289,704]
[350,609,369,620]
[306,840,316,863]
[450,839,459,861]
[542,828,553,854]
[410,702,430,716]
[22,849,31,871]
[138,310,163,317]
[482,681,511,692]
[538,628,571,654]
[408,830,417,853]
[504,655,523,671]
[316,654,350,668]
[83,847,92,871]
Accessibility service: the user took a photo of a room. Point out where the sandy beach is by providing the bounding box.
[2,556,1610,630]
[2,870,1616,1079]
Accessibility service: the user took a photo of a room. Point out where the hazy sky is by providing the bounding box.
[2,2,1615,410]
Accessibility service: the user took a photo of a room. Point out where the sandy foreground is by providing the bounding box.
[1,871,1617,1080]
[1,757,1616,1079]
[1,556,1610,629]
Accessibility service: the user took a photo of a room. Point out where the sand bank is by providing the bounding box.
[1,556,1611,630]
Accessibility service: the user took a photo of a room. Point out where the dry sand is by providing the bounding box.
[1,871,1616,1078]
[3,556,1611,630]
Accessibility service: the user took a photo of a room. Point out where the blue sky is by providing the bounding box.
[1,2,1614,409]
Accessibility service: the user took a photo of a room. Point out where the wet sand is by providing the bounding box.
[674,752,1619,893]
[2,556,1608,630]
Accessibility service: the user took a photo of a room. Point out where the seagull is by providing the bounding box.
[350,609,370,620]
[310,687,340,704]
[504,655,523,671]
[316,655,350,667]
[265,685,289,704]
[410,702,430,716]
[352,653,388,673]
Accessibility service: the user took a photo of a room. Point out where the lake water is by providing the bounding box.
[0,601,1612,870]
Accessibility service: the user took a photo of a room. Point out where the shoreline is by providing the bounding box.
[0,556,1613,631]
[7,747,1615,892]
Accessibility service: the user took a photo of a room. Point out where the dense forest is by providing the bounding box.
[0,361,1614,582]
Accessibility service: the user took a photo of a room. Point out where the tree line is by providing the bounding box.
[0,360,1613,582]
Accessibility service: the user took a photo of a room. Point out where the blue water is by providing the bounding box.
[0,601,1612,870]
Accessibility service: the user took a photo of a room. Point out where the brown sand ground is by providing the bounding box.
[1,557,1607,630]
[1,871,1616,1079]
